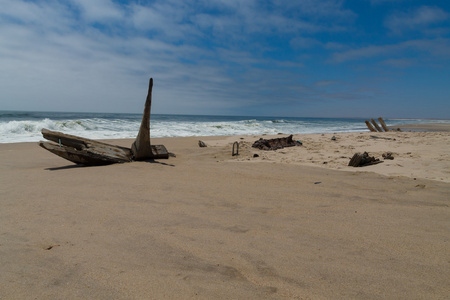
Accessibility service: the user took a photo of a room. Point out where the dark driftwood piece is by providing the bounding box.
[252,135,302,151]
[370,119,383,132]
[348,152,382,167]
[365,121,377,132]
[39,78,169,166]
[378,117,390,132]
[370,135,394,141]
[382,152,394,160]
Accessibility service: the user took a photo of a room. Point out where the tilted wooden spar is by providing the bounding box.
[39,78,169,166]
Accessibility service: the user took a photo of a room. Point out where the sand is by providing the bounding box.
[1,125,449,299]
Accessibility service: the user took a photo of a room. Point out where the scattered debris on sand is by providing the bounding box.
[382,152,394,160]
[252,135,302,151]
[348,152,383,167]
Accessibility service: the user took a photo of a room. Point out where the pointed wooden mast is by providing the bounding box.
[131,78,153,160]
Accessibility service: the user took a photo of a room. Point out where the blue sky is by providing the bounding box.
[0,0,449,118]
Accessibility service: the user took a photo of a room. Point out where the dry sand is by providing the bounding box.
[1,125,449,299]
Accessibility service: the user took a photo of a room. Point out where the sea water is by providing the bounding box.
[0,110,448,143]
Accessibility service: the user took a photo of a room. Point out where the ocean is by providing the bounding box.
[0,110,448,144]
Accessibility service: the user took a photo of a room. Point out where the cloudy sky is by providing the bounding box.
[1,0,449,118]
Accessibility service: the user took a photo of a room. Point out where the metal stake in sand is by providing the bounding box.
[131,78,153,160]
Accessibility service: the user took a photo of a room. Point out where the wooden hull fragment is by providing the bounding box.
[39,129,133,165]
[39,141,131,166]
[39,78,169,166]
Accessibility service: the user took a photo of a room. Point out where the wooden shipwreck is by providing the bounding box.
[39,78,169,166]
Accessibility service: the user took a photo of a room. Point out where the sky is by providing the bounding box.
[0,0,449,118]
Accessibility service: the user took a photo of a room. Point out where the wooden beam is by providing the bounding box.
[365,120,377,132]
[378,117,390,132]
[131,78,153,160]
[370,119,383,132]
[40,129,133,165]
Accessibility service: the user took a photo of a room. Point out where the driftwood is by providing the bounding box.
[365,117,391,132]
[370,119,383,132]
[365,121,377,132]
[378,117,389,132]
[39,78,169,166]
[382,152,394,160]
[252,135,302,151]
[39,129,133,165]
[132,78,153,160]
[370,135,394,141]
[348,152,382,167]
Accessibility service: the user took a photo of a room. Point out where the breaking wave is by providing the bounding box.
[1,111,448,143]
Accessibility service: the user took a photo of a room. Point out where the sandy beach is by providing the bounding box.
[1,125,449,299]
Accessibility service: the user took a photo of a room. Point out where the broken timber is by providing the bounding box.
[348,152,382,167]
[365,117,391,132]
[252,135,302,151]
[39,78,169,166]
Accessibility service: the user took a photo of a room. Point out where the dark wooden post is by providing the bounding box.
[131,78,153,160]
[370,119,383,132]
[365,121,377,132]
[378,117,389,132]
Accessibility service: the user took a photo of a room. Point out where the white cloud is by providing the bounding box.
[290,37,322,49]
[382,58,413,68]
[2,0,447,118]
[331,38,450,63]
[384,6,449,35]
[73,0,124,22]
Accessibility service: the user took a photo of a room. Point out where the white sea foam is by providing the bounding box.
[1,112,448,143]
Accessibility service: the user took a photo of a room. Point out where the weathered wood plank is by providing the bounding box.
[365,120,377,132]
[39,141,132,165]
[378,117,390,132]
[40,128,169,164]
[132,78,153,160]
[370,119,383,132]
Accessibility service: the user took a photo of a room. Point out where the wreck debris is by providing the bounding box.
[348,152,383,167]
[371,119,383,132]
[252,135,302,151]
[378,117,390,132]
[365,117,393,132]
[232,142,239,156]
[370,135,395,141]
[382,152,394,160]
[39,129,133,165]
[365,121,377,132]
[131,78,154,160]
[39,78,169,166]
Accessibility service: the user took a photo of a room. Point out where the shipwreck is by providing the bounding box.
[39,78,169,166]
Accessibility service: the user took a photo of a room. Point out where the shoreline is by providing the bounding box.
[388,123,450,132]
[3,123,449,183]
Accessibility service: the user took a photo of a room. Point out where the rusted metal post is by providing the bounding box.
[232,142,239,156]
